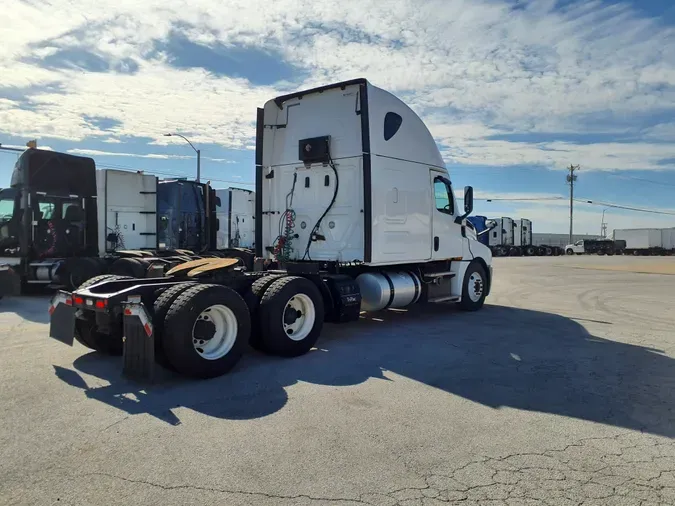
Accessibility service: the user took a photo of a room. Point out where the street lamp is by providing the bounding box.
[600,208,609,238]
[164,133,200,183]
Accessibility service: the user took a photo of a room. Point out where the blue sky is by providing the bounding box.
[2,0,675,234]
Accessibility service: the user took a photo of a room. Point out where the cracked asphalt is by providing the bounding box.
[1,256,674,505]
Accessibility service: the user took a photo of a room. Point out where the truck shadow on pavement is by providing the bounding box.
[0,295,50,324]
[53,304,675,435]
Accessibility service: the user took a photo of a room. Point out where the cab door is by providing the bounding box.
[430,170,465,261]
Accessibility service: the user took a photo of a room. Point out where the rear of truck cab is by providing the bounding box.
[257,78,488,269]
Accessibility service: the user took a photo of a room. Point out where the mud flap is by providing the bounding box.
[0,264,21,297]
[122,301,155,383]
[48,292,76,346]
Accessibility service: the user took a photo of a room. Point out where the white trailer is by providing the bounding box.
[48,78,494,380]
[661,228,675,251]
[215,188,255,250]
[613,228,673,255]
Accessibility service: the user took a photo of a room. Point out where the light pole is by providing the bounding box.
[164,133,200,183]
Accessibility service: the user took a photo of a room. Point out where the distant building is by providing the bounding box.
[532,233,600,247]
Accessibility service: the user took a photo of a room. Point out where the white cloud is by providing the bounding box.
[67,148,192,160]
[67,148,233,163]
[1,0,675,173]
[440,137,675,171]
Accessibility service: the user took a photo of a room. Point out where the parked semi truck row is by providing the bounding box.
[467,216,563,257]
[563,229,675,255]
[48,78,493,380]
[0,149,256,298]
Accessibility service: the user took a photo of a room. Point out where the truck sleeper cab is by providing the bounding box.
[48,79,493,380]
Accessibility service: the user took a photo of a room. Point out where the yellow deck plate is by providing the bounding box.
[165,258,216,276]
[187,258,240,276]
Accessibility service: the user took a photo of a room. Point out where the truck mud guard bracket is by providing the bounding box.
[121,300,155,383]
[48,291,76,346]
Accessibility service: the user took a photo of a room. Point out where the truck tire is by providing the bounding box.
[63,258,103,290]
[73,274,132,354]
[258,276,325,357]
[458,262,487,311]
[110,257,146,278]
[566,248,574,255]
[162,284,251,379]
[244,274,286,352]
[152,282,198,369]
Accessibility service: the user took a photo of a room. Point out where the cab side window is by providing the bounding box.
[38,201,55,220]
[433,178,454,215]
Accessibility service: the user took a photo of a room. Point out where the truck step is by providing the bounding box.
[422,271,456,280]
[428,295,460,303]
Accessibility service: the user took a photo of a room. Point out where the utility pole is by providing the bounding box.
[566,164,579,244]
[600,208,608,238]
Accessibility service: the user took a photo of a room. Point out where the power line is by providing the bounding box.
[472,197,565,201]
[575,198,675,216]
[451,164,675,190]
[466,194,675,216]
[605,173,675,189]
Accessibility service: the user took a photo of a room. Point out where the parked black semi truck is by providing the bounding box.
[0,149,251,297]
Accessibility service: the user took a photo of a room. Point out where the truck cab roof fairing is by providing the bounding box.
[265,79,446,173]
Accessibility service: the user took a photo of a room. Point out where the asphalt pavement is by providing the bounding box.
[1,256,674,505]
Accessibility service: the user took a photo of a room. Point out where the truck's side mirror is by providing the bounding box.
[464,186,473,214]
[215,197,222,207]
[455,186,474,224]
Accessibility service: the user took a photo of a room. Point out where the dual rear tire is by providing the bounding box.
[72,274,325,379]
[161,284,251,378]
[157,276,324,378]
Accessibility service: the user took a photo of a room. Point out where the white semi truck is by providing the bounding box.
[487,217,515,257]
[215,188,255,250]
[48,78,493,380]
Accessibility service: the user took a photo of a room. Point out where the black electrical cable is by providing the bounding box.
[303,153,339,261]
